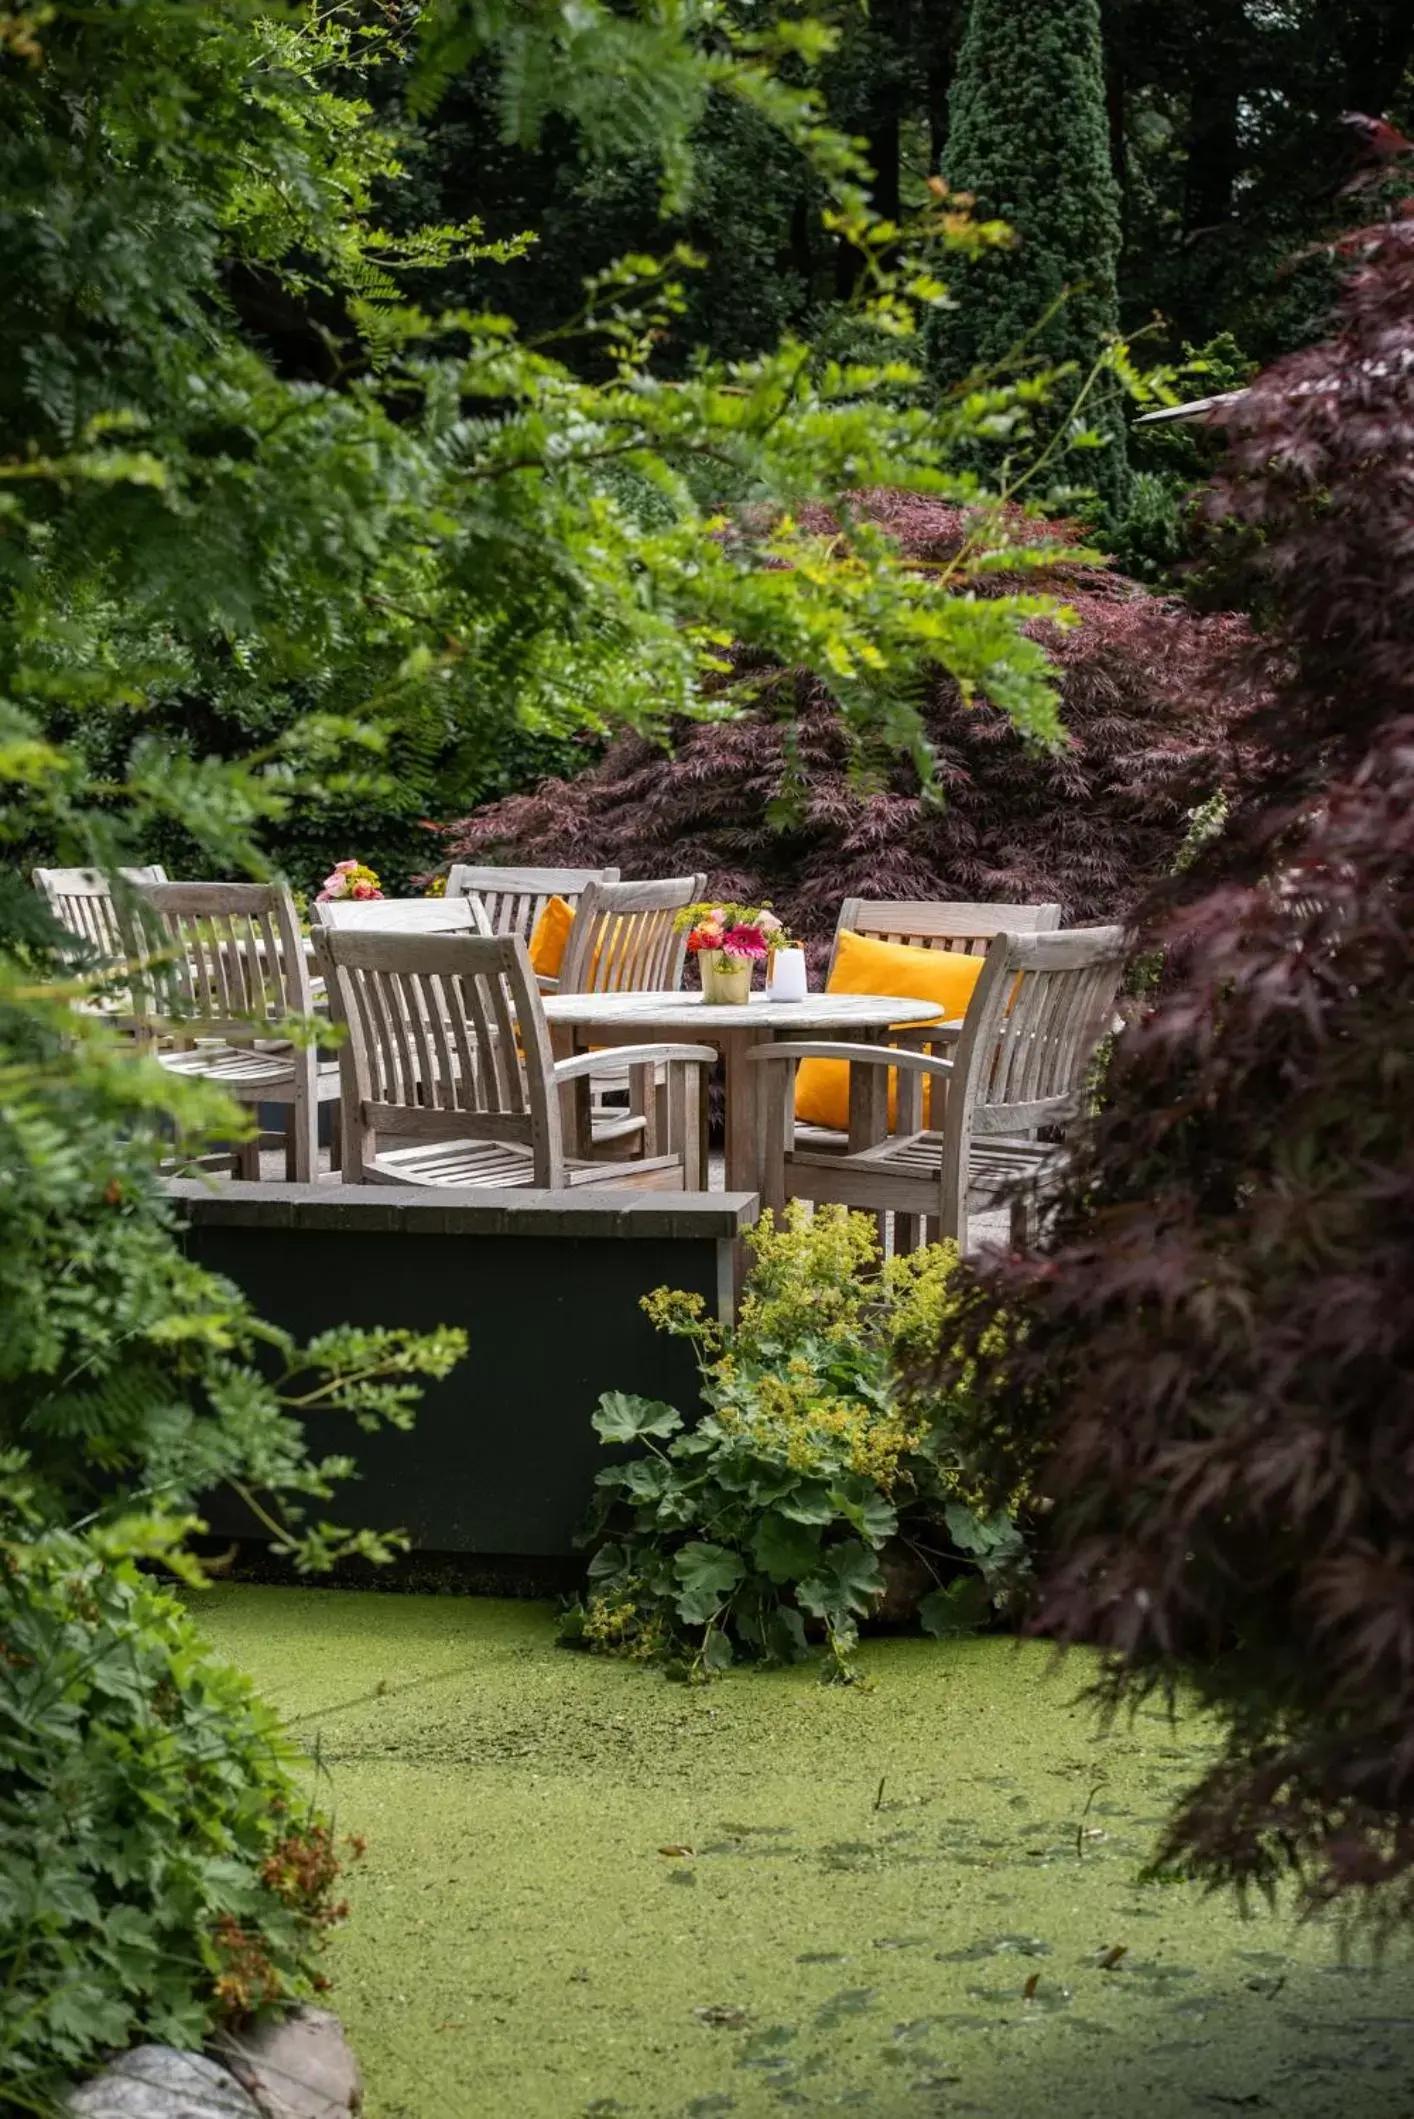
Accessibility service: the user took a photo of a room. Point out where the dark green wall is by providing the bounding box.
[174,1184,754,1557]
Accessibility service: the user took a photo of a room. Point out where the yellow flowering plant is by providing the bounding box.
[564,1205,1027,1681]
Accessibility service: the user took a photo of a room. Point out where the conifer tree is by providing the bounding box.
[931,0,1128,508]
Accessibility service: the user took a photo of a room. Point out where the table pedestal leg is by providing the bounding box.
[719,1027,766,1307]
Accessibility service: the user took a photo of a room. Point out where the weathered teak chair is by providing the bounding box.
[32,864,169,957]
[312,895,492,935]
[315,928,715,1190]
[749,925,1128,1253]
[797,898,1067,1155]
[126,880,338,1182]
[558,874,706,996]
[827,897,1062,973]
[554,873,708,1157]
[444,864,620,947]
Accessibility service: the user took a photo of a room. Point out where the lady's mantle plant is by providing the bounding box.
[567,1205,1026,1680]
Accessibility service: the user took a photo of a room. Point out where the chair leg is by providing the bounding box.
[629,1062,656,1158]
[1009,1192,1031,1252]
[233,1130,261,1182]
[328,1102,342,1172]
[760,1061,791,1216]
[289,1075,318,1183]
[670,1064,705,1190]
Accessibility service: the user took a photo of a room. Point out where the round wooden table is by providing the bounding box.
[542,988,948,1198]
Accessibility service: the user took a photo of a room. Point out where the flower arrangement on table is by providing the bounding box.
[316,859,384,904]
[676,902,793,1003]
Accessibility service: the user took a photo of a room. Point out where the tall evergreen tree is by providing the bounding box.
[931,0,1128,508]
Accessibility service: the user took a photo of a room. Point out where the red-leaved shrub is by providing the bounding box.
[931,191,1414,1922]
[437,500,1250,957]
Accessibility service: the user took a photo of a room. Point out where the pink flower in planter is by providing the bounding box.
[721,923,768,960]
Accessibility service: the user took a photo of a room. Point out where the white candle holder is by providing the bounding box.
[766,946,808,1002]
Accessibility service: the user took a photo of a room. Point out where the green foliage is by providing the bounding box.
[1,1,1117,903]
[0,4,1103,2085]
[1107,335,1258,584]
[929,0,1128,512]
[0,1511,363,2110]
[565,1206,1027,1681]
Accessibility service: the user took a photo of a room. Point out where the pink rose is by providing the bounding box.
[334,860,358,874]
[319,872,344,897]
[351,880,381,900]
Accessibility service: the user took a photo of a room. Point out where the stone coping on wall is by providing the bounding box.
[165,1178,761,1242]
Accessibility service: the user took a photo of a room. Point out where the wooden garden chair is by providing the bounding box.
[315,927,715,1190]
[554,873,707,1158]
[125,880,339,1182]
[749,925,1128,1253]
[32,864,169,983]
[795,898,1065,1154]
[558,874,705,995]
[828,897,1062,972]
[443,864,620,953]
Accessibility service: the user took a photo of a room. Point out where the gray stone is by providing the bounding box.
[216,2009,362,2119]
[67,2046,261,2119]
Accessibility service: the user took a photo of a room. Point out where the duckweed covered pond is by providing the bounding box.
[196,1590,1414,2119]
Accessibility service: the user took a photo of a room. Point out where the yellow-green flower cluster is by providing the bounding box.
[581,1590,666,1662]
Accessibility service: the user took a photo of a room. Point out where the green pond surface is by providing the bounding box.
[195,1589,1414,2119]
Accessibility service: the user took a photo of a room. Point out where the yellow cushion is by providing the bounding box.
[793,930,985,1133]
[528,895,575,978]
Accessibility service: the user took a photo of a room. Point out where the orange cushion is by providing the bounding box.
[793,930,985,1133]
[528,895,575,978]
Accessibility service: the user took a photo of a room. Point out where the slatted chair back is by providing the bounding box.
[558,874,707,996]
[312,895,492,935]
[444,864,620,943]
[830,897,1062,976]
[315,928,565,1185]
[127,881,315,1040]
[33,864,169,958]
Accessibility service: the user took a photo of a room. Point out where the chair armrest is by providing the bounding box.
[889,1019,963,1049]
[746,1040,956,1077]
[553,1042,718,1082]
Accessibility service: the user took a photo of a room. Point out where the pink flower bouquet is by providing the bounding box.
[316,859,384,904]
[677,902,790,1002]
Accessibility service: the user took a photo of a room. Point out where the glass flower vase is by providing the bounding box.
[700,951,752,1004]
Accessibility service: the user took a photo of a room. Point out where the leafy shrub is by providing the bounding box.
[1107,335,1259,587]
[930,0,1128,511]
[566,1206,1026,1681]
[440,493,1253,957]
[926,183,1414,1925]
[0,1515,359,2108]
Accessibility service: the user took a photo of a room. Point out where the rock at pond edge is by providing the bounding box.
[67,2046,261,2119]
[215,2007,363,2119]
